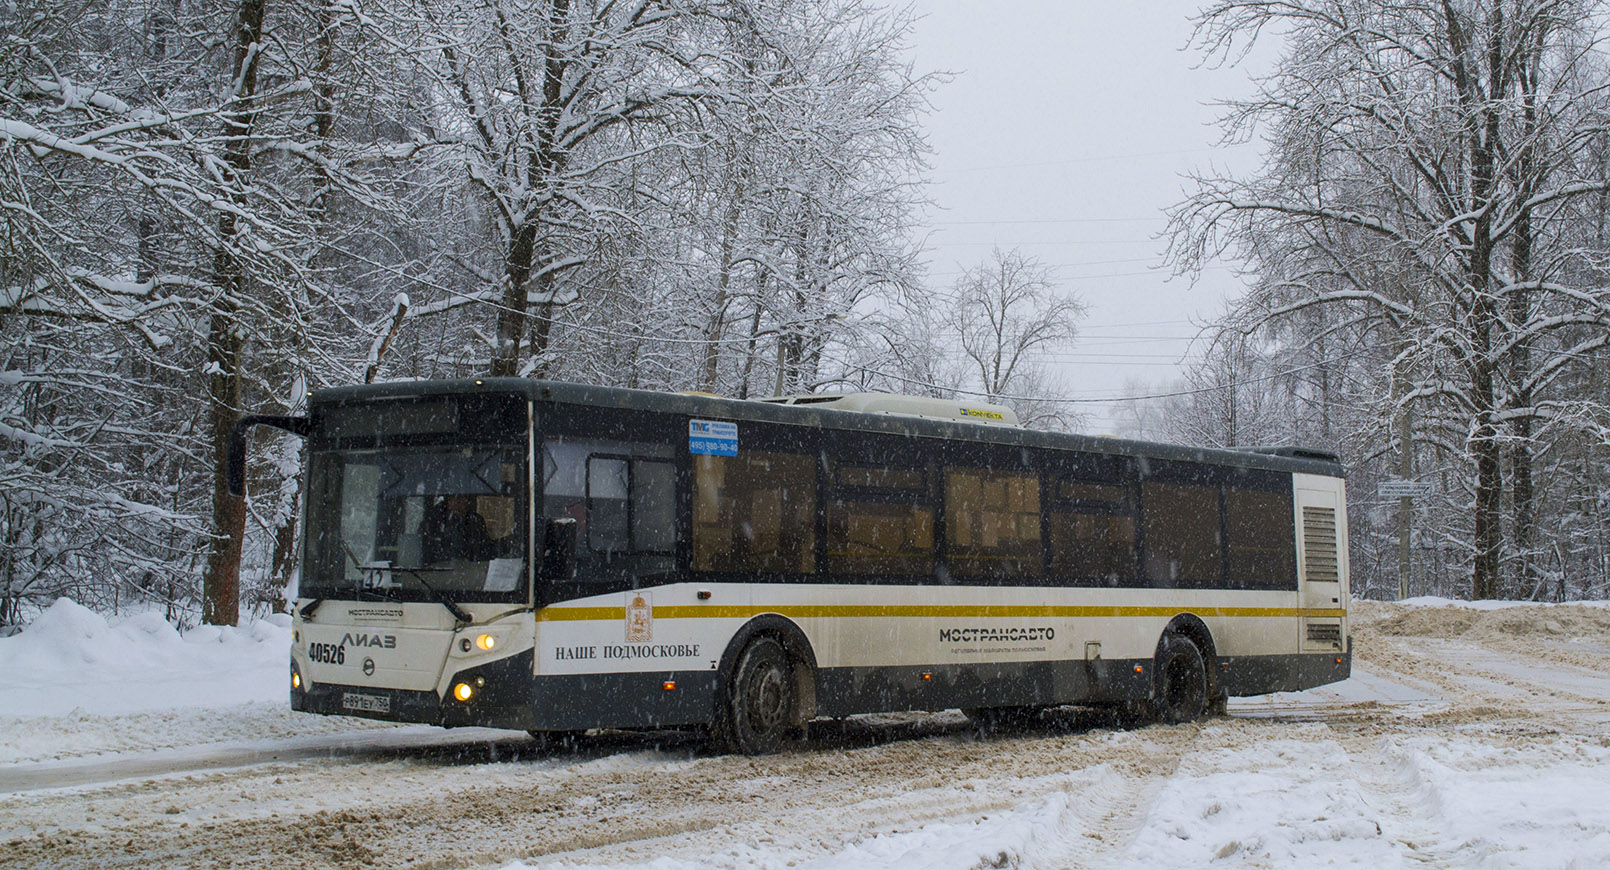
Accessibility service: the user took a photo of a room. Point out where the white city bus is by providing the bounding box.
[231,379,1350,754]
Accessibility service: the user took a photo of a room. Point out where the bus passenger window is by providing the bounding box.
[1225,488,1297,589]
[945,468,1041,579]
[1049,481,1135,585]
[827,463,934,576]
[1142,482,1223,587]
[693,451,815,575]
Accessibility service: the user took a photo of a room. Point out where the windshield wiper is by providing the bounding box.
[390,567,474,625]
[354,583,404,603]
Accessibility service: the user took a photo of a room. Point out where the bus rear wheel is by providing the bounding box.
[719,637,795,755]
[1156,634,1208,724]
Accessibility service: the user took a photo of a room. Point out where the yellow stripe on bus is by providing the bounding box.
[536,604,1349,622]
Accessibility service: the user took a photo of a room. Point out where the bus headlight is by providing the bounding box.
[453,682,475,702]
[475,633,497,651]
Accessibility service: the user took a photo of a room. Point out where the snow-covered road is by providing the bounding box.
[3,599,1609,869]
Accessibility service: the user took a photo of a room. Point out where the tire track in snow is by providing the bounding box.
[7,603,1608,869]
[0,720,1210,870]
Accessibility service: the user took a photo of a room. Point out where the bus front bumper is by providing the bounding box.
[292,650,718,731]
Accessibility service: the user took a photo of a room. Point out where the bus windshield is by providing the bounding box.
[302,445,528,604]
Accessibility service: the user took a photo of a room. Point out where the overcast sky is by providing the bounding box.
[901,1,1276,433]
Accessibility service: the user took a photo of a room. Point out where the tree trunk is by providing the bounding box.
[701,193,743,391]
[491,221,537,377]
[1507,33,1543,600]
[201,0,267,626]
[1452,0,1505,600]
[1509,218,1537,599]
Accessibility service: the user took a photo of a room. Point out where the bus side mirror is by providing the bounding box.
[227,414,311,497]
[538,517,577,586]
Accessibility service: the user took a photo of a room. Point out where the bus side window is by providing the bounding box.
[585,454,676,558]
[586,456,630,556]
[944,467,1041,580]
[826,463,934,576]
[631,459,676,553]
[1048,479,1136,586]
[1225,487,1297,589]
[545,438,674,585]
[1141,481,1223,587]
[692,451,815,575]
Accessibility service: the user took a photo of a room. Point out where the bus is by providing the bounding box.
[230,378,1350,754]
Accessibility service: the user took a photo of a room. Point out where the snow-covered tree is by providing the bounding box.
[1171,0,1610,599]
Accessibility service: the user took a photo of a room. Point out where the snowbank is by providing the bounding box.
[0,598,290,718]
[1391,595,1610,610]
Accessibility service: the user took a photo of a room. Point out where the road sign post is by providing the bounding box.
[1381,478,1432,600]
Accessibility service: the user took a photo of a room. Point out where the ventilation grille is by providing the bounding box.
[1306,621,1342,644]
[1303,506,1339,583]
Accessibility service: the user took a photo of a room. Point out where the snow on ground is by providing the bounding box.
[2,598,291,717]
[0,599,402,766]
[2,598,1610,869]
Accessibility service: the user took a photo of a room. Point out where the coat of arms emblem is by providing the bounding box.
[626,592,652,642]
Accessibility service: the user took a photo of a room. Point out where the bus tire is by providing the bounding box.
[1156,634,1208,725]
[719,637,794,755]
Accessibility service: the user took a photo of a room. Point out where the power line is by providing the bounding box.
[925,264,1226,281]
[929,255,1160,270]
[858,355,1351,405]
[1081,318,1198,328]
[1075,336,1201,344]
[929,217,1161,226]
[925,239,1161,246]
[939,144,1255,174]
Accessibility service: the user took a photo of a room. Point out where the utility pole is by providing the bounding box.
[1398,397,1413,600]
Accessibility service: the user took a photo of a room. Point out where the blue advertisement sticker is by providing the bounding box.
[689,419,738,456]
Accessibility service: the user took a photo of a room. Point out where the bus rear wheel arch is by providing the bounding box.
[1155,633,1209,724]
[1118,623,1219,728]
[1158,615,1226,716]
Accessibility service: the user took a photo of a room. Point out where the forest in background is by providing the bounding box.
[1154,0,1610,604]
[7,0,1610,627]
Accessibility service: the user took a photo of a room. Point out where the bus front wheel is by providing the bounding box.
[1156,634,1208,725]
[719,637,795,755]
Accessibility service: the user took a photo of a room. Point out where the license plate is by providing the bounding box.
[342,692,391,713]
